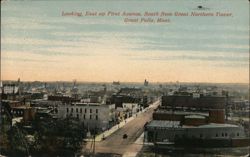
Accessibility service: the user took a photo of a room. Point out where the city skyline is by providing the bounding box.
[1,0,249,83]
[1,78,249,85]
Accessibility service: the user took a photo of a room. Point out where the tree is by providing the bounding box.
[30,115,86,156]
[8,124,30,157]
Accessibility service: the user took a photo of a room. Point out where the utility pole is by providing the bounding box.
[93,127,96,157]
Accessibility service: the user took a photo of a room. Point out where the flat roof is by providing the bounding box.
[74,103,114,107]
[147,120,180,128]
[187,123,239,128]
[184,115,206,119]
[75,103,101,106]
[146,120,240,129]
[12,106,32,109]
[2,100,21,103]
[155,110,209,116]
[123,103,138,104]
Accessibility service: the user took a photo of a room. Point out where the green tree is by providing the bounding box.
[8,124,30,157]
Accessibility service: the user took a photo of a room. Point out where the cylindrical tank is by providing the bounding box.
[209,109,225,123]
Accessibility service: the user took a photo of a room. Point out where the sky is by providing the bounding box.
[1,0,249,83]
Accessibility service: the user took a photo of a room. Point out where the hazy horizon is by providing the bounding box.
[1,0,249,83]
[1,79,249,85]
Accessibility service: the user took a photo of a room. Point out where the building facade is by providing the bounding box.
[57,103,116,131]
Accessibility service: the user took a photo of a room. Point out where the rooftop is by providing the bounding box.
[155,110,209,117]
[147,120,180,128]
[188,123,240,128]
[74,103,101,106]
[73,102,114,107]
[184,115,206,119]
[146,120,240,129]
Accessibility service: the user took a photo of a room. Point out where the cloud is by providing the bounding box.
[2,17,65,30]
[2,37,84,47]
[126,49,248,69]
[2,56,56,63]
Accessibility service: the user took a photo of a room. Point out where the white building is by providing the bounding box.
[122,103,139,113]
[2,85,19,94]
[57,103,116,131]
[117,103,140,118]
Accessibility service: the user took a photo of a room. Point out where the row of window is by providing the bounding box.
[174,132,240,139]
[72,114,98,120]
[215,132,240,137]
[11,110,23,114]
[1,109,24,115]
[66,108,98,114]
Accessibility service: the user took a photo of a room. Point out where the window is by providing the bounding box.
[96,109,98,113]
[67,108,69,113]
[225,133,227,137]
[90,115,92,119]
[55,108,58,113]
[90,109,92,113]
[222,133,224,137]
[76,108,78,113]
[85,108,87,113]
[77,114,79,119]
[84,114,86,119]
[200,134,203,138]
[96,115,98,120]
[71,108,73,113]
[237,133,239,136]
[80,108,82,113]
[216,133,218,137]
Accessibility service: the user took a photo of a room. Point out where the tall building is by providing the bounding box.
[144,79,149,86]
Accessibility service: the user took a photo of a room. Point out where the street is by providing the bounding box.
[82,100,160,156]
